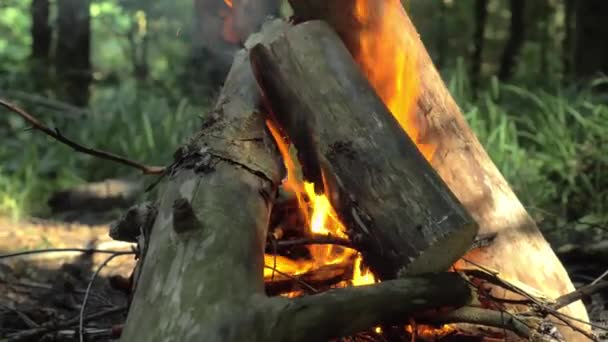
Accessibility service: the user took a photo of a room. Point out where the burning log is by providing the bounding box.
[119,20,474,341]
[288,0,590,339]
[265,261,350,296]
[250,21,478,279]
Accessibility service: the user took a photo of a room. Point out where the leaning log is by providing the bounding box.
[288,0,589,339]
[251,21,478,279]
[119,20,473,342]
[119,21,286,341]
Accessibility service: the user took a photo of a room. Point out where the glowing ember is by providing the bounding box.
[406,323,456,340]
[352,0,435,160]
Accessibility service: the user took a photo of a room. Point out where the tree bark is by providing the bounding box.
[498,0,526,81]
[287,1,589,339]
[574,0,608,79]
[250,21,477,279]
[120,19,473,342]
[56,0,92,106]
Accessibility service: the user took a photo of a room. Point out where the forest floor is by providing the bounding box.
[0,180,606,341]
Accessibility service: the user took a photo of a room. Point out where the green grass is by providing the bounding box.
[0,82,204,219]
[1,72,607,231]
[447,60,608,221]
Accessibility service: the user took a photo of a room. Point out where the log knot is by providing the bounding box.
[172,198,202,234]
[109,202,157,243]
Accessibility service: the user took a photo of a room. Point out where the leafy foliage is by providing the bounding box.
[0,0,606,234]
[0,84,203,218]
[447,61,608,221]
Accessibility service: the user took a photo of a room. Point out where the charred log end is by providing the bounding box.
[400,221,478,276]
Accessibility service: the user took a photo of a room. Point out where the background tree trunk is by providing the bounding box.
[471,0,488,95]
[30,0,51,61]
[574,0,608,79]
[30,0,52,92]
[498,0,526,81]
[562,0,574,77]
[55,0,92,106]
[436,0,447,69]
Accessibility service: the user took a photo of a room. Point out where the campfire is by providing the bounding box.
[260,0,436,294]
[112,1,593,341]
[0,0,601,340]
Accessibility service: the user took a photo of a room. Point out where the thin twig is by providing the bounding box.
[460,260,604,339]
[546,310,600,341]
[0,98,165,175]
[553,281,608,310]
[419,306,536,339]
[0,248,135,259]
[271,236,354,249]
[0,279,89,295]
[6,305,127,340]
[0,303,39,328]
[79,253,128,342]
[264,265,318,293]
[591,268,608,286]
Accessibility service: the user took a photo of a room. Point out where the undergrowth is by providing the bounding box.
[1,72,606,229]
[0,82,203,219]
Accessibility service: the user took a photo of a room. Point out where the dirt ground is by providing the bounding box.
[0,216,135,341]
[0,202,606,341]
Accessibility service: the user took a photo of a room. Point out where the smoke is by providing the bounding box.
[190,0,281,89]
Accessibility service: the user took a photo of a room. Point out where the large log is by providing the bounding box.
[119,21,286,341]
[288,0,589,339]
[250,21,477,279]
[119,20,473,342]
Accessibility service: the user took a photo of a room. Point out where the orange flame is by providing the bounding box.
[353,0,435,160]
[223,0,232,7]
[265,120,374,286]
[262,2,455,338]
[406,324,456,340]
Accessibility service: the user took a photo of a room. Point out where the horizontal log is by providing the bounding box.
[250,21,477,279]
[265,261,350,296]
[266,272,472,342]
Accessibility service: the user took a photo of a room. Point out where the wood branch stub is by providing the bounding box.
[250,21,477,279]
[288,1,590,339]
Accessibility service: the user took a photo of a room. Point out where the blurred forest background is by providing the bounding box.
[0,0,606,243]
